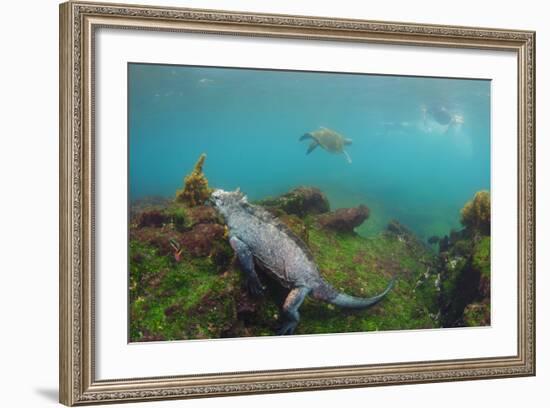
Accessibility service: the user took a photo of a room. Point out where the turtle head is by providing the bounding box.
[344,138,353,146]
[209,188,247,218]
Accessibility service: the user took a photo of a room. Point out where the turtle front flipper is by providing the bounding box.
[306,141,319,154]
[299,132,314,141]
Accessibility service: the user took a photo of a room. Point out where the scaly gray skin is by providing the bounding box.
[210,189,395,335]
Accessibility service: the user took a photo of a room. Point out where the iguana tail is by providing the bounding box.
[313,277,395,309]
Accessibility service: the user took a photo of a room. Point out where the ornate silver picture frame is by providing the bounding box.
[59,1,535,405]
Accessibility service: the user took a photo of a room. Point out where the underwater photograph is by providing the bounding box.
[128,63,491,342]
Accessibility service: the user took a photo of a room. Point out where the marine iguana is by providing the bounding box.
[210,188,395,335]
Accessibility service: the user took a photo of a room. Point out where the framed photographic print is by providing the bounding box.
[59,1,536,405]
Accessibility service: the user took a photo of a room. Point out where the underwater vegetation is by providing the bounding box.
[256,186,330,217]
[460,190,490,236]
[128,155,491,341]
[434,191,491,327]
[175,153,212,207]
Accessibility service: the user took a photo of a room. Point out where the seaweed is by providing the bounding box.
[175,153,212,207]
[128,186,490,341]
[436,192,492,327]
[460,190,490,236]
[128,204,440,341]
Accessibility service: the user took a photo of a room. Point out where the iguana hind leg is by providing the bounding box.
[278,286,310,335]
[230,236,265,296]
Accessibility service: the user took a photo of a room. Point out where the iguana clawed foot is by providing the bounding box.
[246,276,265,297]
[276,286,309,335]
[277,320,298,336]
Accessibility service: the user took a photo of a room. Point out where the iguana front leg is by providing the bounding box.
[229,236,265,296]
[278,286,310,335]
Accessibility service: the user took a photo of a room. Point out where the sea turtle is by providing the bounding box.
[299,127,353,163]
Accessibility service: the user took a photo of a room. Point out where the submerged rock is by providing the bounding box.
[137,209,170,229]
[179,223,226,257]
[130,196,172,220]
[130,227,183,257]
[427,235,440,245]
[317,205,370,233]
[186,205,221,226]
[463,301,490,326]
[129,185,445,342]
[256,186,330,217]
[279,214,309,243]
[129,183,493,340]
[386,219,409,235]
[460,190,490,235]
[436,191,491,327]
[473,236,491,298]
[385,219,418,244]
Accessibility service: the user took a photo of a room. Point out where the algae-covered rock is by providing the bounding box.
[279,214,309,243]
[130,196,172,220]
[317,205,370,233]
[130,227,184,257]
[137,209,170,229]
[179,223,226,257]
[256,186,329,217]
[160,203,221,233]
[439,254,478,326]
[386,219,414,239]
[129,185,442,341]
[473,236,491,298]
[163,204,188,232]
[175,153,212,207]
[437,193,491,327]
[129,185,492,341]
[186,205,221,226]
[299,225,439,334]
[463,301,490,326]
[460,190,490,235]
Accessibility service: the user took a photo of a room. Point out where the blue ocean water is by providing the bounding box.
[129,63,490,239]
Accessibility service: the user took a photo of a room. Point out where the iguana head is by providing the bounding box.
[209,188,247,219]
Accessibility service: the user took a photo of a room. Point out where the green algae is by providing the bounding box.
[163,204,188,232]
[463,301,490,327]
[299,227,438,334]
[129,239,238,341]
[129,220,440,341]
[128,188,491,341]
[460,190,490,235]
[473,236,490,280]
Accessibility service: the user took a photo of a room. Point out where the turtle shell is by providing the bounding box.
[310,128,346,152]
